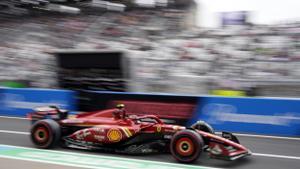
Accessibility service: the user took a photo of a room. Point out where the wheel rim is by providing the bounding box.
[34,126,49,143]
[175,137,194,156]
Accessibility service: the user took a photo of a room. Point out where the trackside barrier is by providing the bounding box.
[189,96,300,137]
[0,88,76,117]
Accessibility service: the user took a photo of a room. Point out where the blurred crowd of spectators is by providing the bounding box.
[132,24,300,96]
[0,8,300,97]
[0,7,189,88]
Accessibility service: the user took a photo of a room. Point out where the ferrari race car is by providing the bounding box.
[28,104,251,163]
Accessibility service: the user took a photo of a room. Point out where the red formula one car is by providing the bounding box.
[28,104,251,163]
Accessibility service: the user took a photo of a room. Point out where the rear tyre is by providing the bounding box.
[170,129,204,163]
[30,119,61,148]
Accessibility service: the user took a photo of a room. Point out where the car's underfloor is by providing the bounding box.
[62,133,170,154]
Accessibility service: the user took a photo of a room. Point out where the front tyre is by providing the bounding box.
[30,119,61,148]
[191,121,214,134]
[170,129,204,163]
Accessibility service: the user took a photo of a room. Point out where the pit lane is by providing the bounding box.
[0,117,300,169]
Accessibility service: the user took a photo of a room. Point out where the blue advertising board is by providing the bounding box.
[0,88,77,117]
[189,96,300,136]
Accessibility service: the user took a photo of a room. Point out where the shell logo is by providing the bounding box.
[107,128,122,142]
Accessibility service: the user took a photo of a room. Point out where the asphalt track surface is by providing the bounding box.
[0,117,300,169]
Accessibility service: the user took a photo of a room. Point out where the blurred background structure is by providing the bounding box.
[0,0,299,97]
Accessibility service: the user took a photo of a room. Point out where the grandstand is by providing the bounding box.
[1,0,300,97]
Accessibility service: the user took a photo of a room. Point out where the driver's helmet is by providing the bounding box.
[113,104,125,119]
[116,104,125,109]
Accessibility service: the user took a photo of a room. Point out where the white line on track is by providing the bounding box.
[253,153,300,160]
[216,132,300,141]
[0,130,29,135]
[233,133,300,141]
[0,116,28,120]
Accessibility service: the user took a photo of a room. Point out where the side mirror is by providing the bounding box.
[222,132,240,144]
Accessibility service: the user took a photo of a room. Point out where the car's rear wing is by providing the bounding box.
[27,106,68,124]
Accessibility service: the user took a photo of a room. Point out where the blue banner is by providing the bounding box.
[0,88,77,117]
[189,96,300,136]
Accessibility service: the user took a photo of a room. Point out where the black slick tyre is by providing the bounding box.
[170,129,204,163]
[30,119,61,148]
